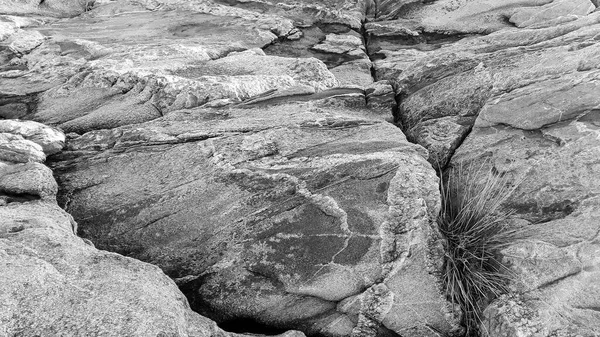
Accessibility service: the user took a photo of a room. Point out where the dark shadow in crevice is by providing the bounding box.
[177,275,296,336]
[500,14,518,27]
[219,318,289,336]
[0,192,42,204]
[507,199,579,225]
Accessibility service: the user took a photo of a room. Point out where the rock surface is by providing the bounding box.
[50,102,452,336]
[368,0,600,335]
[451,100,600,336]
[3,0,456,335]
[0,119,306,337]
[2,0,600,336]
[412,2,600,334]
[0,0,90,18]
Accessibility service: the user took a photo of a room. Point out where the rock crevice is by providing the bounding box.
[2,0,600,336]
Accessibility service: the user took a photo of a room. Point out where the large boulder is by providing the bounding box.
[0,119,306,337]
[50,101,455,336]
[0,119,64,164]
[3,6,441,335]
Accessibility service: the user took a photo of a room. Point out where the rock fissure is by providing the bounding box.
[4,0,600,336]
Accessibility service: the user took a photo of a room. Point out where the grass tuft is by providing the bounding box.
[438,161,520,336]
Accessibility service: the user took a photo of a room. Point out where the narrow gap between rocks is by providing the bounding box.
[361,20,378,83]
[0,192,42,204]
[360,5,504,335]
[220,319,290,336]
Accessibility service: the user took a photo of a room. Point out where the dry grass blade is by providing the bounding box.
[438,161,520,336]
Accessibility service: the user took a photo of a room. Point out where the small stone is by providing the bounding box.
[0,133,46,163]
[8,29,45,54]
[0,120,65,156]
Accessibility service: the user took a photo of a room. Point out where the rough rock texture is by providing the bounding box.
[0,119,64,154]
[452,106,600,336]
[0,119,63,163]
[2,1,456,335]
[483,198,600,336]
[0,0,90,18]
[370,5,600,169]
[0,132,46,163]
[510,0,596,28]
[3,0,600,336]
[51,102,452,336]
[363,1,600,335]
[0,119,306,337]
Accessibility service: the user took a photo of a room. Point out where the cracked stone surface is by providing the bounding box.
[442,17,600,333]
[0,0,89,18]
[0,119,306,337]
[482,197,600,336]
[3,0,600,336]
[448,82,600,335]
[370,6,600,169]
[50,102,452,336]
[2,1,453,334]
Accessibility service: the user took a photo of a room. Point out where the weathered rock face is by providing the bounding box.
[50,101,452,336]
[0,0,90,18]
[0,119,306,337]
[0,120,63,203]
[483,197,600,336]
[360,0,600,335]
[382,2,600,334]
[451,98,600,336]
[3,0,600,336]
[1,0,458,336]
[368,3,600,169]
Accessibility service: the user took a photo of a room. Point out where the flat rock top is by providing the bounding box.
[37,10,280,58]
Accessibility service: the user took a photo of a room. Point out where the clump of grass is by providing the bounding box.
[438,161,520,336]
[81,0,95,12]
